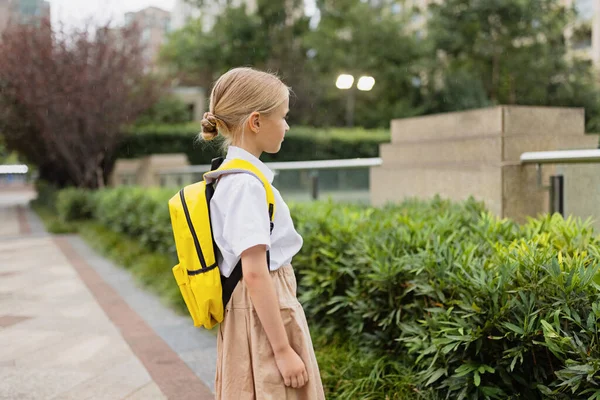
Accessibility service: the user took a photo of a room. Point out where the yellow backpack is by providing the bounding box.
[168,157,275,329]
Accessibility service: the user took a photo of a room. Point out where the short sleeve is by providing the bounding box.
[213,174,271,258]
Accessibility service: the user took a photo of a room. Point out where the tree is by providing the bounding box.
[159,8,267,88]
[0,19,162,188]
[254,0,313,125]
[0,135,18,164]
[424,0,600,129]
[160,0,312,124]
[307,0,424,127]
[134,95,192,126]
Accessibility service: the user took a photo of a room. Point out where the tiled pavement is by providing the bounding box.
[0,190,217,400]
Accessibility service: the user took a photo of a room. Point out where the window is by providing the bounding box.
[572,23,592,50]
[576,0,594,20]
[142,28,151,43]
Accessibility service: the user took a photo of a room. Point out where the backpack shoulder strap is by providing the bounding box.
[204,158,276,223]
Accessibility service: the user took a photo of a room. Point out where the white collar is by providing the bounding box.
[225,146,275,184]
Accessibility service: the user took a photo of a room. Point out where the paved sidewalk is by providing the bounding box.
[0,190,216,400]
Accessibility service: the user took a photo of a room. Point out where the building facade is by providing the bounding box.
[562,0,600,65]
[124,6,171,71]
[171,0,257,33]
[0,0,50,33]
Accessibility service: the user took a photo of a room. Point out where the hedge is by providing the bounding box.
[116,124,391,164]
[48,187,600,399]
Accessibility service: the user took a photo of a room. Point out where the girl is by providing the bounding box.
[201,67,326,399]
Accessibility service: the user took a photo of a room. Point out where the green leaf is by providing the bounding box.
[474,371,481,387]
[503,322,525,335]
[425,368,447,386]
[455,364,477,377]
[480,386,507,399]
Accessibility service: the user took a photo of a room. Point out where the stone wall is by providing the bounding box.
[371,106,599,222]
[110,154,190,188]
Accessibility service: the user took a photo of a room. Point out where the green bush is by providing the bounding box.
[312,328,435,399]
[42,186,600,399]
[31,180,59,210]
[92,187,175,255]
[116,124,390,164]
[291,201,600,399]
[56,188,94,222]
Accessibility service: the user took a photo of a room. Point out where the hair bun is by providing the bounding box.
[201,112,218,140]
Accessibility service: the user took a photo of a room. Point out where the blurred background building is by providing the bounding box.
[124,6,171,70]
[0,0,50,33]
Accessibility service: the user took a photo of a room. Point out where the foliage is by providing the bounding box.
[116,125,390,164]
[56,188,95,222]
[305,0,426,127]
[92,187,175,255]
[159,10,267,88]
[160,0,600,132]
[162,0,410,128]
[31,180,59,211]
[0,19,163,188]
[0,135,19,164]
[424,0,600,130]
[160,0,310,112]
[312,328,433,399]
[292,200,600,399]
[134,95,192,126]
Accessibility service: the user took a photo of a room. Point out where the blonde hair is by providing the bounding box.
[200,67,290,146]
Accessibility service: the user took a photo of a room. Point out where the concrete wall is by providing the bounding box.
[371,106,599,222]
[110,154,190,187]
[558,163,600,229]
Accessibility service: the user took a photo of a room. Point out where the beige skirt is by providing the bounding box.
[215,264,326,400]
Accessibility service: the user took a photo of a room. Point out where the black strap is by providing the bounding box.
[211,157,225,170]
[221,259,243,308]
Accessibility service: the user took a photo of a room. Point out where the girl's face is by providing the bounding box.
[257,97,290,154]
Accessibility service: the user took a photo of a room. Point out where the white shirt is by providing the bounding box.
[210,146,304,278]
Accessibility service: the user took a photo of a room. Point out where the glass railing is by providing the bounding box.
[154,158,382,204]
[273,167,371,204]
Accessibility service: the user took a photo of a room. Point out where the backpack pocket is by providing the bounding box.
[187,266,224,329]
[173,263,224,329]
[172,263,203,326]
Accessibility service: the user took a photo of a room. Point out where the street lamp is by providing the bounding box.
[336,74,354,90]
[336,73,375,127]
[357,76,375,91]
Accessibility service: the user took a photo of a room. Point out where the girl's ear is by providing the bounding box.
[249,111,260,133]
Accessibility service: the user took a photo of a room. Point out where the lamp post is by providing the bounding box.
[336,74,375,127]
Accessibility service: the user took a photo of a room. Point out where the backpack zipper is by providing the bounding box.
[179,188,208,271]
